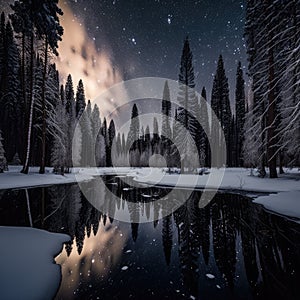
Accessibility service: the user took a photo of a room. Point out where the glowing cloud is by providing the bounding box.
[56,1,128,116]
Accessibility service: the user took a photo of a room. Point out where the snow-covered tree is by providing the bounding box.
[0,20,20,162]
[51,97,67,174]
[95,132,106,167]
[33,0,63,174]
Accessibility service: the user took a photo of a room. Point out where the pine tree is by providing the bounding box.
[161,81,172,142]
[101,117,108,166]
[91,104,101,165]
[91,104,101,139]
[51,94,67,174]
[0,20,20,161]
[200,87,210,167]
[80,107,92,167]
[211,55,232,167]
[107,119,116,167]
[76,79,86,119]
[243,0,293,177]
[161,80,172,165]
[34,0,63,174]
[65,74,76,172]
[175,37,198,172]
[10,1,32,167]
[152,117,160,154]
[127,104,140,166]
[235,62,246,167]
[121,132,126,154]
[116,132,122,157]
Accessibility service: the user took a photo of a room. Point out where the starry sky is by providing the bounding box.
[67,0,247,101]
[0,0,248,110]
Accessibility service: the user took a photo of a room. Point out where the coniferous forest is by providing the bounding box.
[0,0,299,179]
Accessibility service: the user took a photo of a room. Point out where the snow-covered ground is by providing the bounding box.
[131,167,300,221]
[0,227,69,300]
[0,165,299,221]
[0,165,131,190]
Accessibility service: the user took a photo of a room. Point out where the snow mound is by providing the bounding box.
[0,226,70,300]
[254,191,300,219]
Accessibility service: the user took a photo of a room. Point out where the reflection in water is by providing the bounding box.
[0,176,300,299]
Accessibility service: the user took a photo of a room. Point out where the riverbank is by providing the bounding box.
[0,166,299,221]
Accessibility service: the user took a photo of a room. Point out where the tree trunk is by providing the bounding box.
[21,32,27,164]
[279,151,284,174]
[39,38,48,174]
[21,34,34,174]
[267,12,278,179]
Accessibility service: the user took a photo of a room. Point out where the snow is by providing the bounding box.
[132,167,300,194]
[206,273,215,279]
[0,166,299,221]
[254,191,300,221]
[0,166,132,190]
[121,266,129,271]
[0,226,70,300]
[132,167,300,220]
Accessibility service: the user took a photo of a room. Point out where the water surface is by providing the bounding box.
[0,176,299,299]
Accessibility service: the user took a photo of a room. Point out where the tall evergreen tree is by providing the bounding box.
[161,81,172,141]
[211,55,232,167]
[0,20,20,161]
[107,119,116,167]
[152,117,160,154]
[161,80,172,164]
[80,108,92,167]
[235,61,246,167]
[51,93,67,174]
[35,0,63,174]
[175,37,198,172]
[127,104,140,166]
[65,74,76,172]
[200,87,210,167]
[121,132,126,154]
[76,79,86,119]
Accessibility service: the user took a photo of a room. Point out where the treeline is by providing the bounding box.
[0,0,299,177]
[123,38,247,171]
[0,0,64,174]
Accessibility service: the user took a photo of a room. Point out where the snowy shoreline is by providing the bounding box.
[0,166,299,221]
[0,227,70,300]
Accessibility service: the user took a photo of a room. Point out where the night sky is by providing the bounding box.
[0,0,248,107]
[68,0,247,100]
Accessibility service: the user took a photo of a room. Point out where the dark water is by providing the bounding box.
[0,176,300,300]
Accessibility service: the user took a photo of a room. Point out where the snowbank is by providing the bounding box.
[0,166,299,221]
[0,166,132,190]
[0,227,70,300]
[132,168,300,220]
[132,167,300,193]
[254,191,300,220]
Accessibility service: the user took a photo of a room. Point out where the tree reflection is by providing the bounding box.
[0,177,300,299]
